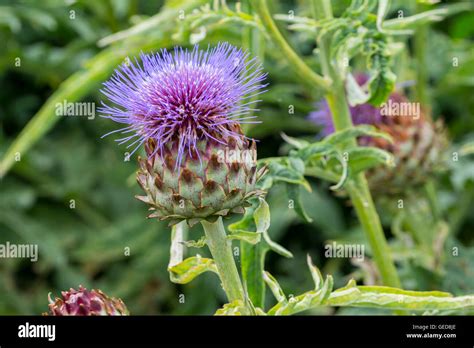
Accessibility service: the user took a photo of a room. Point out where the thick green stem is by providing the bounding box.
[201,218,246,303]
[257,0,400,287]
[314,0,401,287]
[346,177,401,287]
[325,70,401,289]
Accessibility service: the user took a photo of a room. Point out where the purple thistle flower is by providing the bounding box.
[99,42,267,169]
[308,73,403,137]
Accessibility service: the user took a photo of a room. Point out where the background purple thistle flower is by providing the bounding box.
[308,73,402,137]
[99,42,267,168]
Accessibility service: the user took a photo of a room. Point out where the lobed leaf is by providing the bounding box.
[168,256,218,284]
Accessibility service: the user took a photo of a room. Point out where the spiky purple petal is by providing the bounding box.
[99,43,267,169]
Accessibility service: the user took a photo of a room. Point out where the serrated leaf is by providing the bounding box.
[168,256,218,284]
[269,275,334,315]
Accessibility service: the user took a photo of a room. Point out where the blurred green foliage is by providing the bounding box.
[0,0,473,315]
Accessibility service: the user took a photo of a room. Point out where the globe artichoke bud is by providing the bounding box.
[45,286,129,316]
[99,43,267,225]
[309,74,448,196]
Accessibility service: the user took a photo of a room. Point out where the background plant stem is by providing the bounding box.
[252,0,330,91]
[257,0,401,287]
[201,218,246,305]
[314,0,400,288]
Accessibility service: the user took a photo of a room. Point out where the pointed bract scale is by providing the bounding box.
[44,286,129,316]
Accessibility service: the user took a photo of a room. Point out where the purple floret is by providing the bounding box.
[308,100,384,137]
[99,42,267,168]
[308,74,395,137]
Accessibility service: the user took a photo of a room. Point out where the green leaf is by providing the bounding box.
[346,146,394,174]
[265,262,474,315]
[280,132,310,150]
[255,198,293,258]
[241,241,266,308]
[231,198,291,307]
[459,141,474,156]
[227,231,261,244]
[307,255,324,290]
[168,256,218,284]
[265,263,474,315]
[329,152,350,190]
[383,4,472,32]
[168,221,187,270]
[268,275,334,315]
[262,231,293,258]
[346,72,370,106]
[286,184,313,223]
[262,157,312,192]
[214,300,249,315]
[228,198,291,307]
[366,68,397,106]
[228,205,256,233]
[254,197,271,234]
[263,271,287,303]
[182,236,207,248]
[230,195,266,308]
[376,0,391,32]
[325,125,393,145]
[97,0,208,46]
[265,261,334,315]
[296,142,334,162]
